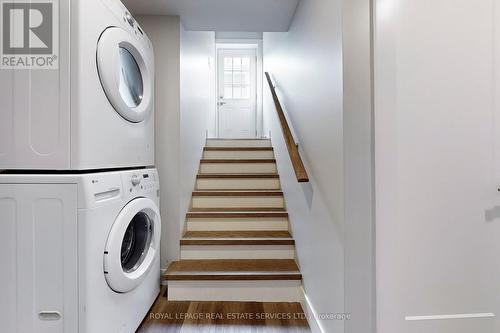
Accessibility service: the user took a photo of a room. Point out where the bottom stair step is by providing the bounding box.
[164,259,301,280]
[164,259,302,302]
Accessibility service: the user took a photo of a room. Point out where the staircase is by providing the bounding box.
[163,138,302,302]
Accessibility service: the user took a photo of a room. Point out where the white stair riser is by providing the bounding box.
[206,140,272,147]
[196,178,281,190]
[200,163,277,174]
[192,196,284,209]
[186,218,289,231]
[167,280,302,302]
[203,150,275,159]
[180,245,295,259]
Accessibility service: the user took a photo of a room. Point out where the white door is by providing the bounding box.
[217,49,257,138]
[375,2,500,333]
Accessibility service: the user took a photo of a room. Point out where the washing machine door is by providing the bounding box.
[97,27,154,123]
[104,198,161,293]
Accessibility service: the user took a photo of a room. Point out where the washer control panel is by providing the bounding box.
[125,170,158,195]
[81,168,158,208]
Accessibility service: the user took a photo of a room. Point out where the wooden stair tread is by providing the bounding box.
[164,260,301,281]
[176,139,301,286]
[187,211,289,218]
[181,238,295,246]
[184,231,292,238]
[192,191,283,197]
[194,189,282,192]
[204,147,273,151]
[190,207,287,212]
[166,259,299,272]
[206,138,271,141]
[200,159,276,164]
[197,173,279,179]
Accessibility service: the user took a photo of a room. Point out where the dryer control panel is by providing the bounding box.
[102,0,152,49]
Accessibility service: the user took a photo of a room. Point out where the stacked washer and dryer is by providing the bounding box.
[0,0,161,332]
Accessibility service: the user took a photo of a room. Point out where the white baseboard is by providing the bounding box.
[180,244,295,259]
[300,286,325,333]
[196,178,281,190]
[167,280,302,302]
[187,218,289,231]
[200,163,277,174]
[206,139,272,147]
[192,195,284,209]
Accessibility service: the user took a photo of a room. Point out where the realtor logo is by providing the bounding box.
[1,0,58,69]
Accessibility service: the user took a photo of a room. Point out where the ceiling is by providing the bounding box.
[122,0,301,32]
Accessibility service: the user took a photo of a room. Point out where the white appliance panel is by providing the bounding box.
[0,0,154,170]
[0,184,78,333]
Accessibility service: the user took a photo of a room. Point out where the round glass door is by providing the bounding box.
[97,27,154,123]
[118,47,144,108]
[120,211,153,273]
[104,198,161,293]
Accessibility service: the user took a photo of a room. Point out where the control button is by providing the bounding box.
[131,175,141,186]
[125,12,135,27]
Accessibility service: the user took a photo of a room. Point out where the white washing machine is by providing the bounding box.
[0,0,155,170]
[0,168,161,333]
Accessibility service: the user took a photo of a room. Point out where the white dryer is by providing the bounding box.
[0,0,155,170]
[0,168,161,333]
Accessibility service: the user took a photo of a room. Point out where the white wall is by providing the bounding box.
[263,0,346,331]
[137,16,214,268]
[342,0,376,332]
[180,27,216,232]
[215,32,263,39]
[137,15,182,267]
[375,1,500,332]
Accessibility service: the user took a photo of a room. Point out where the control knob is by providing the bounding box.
[131,175,141,186]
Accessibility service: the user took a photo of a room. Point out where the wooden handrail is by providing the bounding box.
[265,72,309,183]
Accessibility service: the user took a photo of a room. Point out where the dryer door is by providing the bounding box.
[104,198,161,293]
[97,27,154,123]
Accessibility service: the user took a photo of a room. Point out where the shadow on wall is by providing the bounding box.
[301,181,314,209]
[264,75,345,333]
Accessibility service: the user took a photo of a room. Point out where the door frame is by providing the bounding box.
[214,40,263,138]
